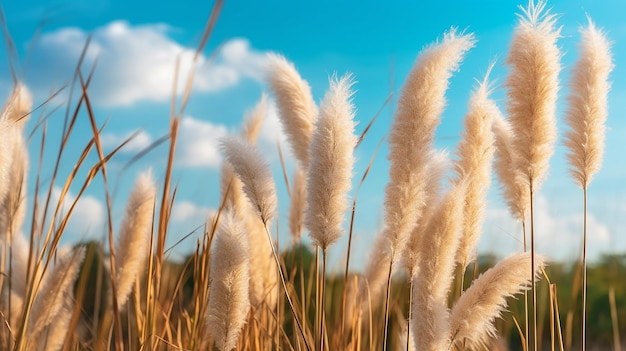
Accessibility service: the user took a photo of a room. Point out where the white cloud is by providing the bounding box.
[480,195,612,262]
[101,129,152,152]
[28,21,270,107]
[46,187,104,239]
[177,116,228,168]
[171,200,214,223]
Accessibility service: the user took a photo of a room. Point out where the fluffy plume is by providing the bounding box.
[454,80,497,269]
[305,75,357,250]
[564,21,613,188]
[114,170,156,309]
[383,29,475,264]
[0,84,32,241]
[401,150,449,277]
[242,94,267,144]
[220,136,278,224]
[288,167,307,243]
[449,253,545,349]
[205,210,251,351]
[412,181,467,351]
[266,54,318,168]
[493,115,529,221]
[28,247,85,338]
[505,1,560,191]
[38,300,73,351]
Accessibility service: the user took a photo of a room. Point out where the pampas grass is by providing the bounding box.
[449,252,545,349]
[411,180,467,351]
[114,170,156,309]
[564,20,613,188]
[505,3,561,349]
[266,54,318,169]
[505,0,560,191]
[1,3,619,350]
[493,114,530,222]
[205,210,250,351]
[383,29,475,265]
[220,136,278,225]
[27,247,85,339]
[454,79,496,270]
[305,74,357,251]
[305,74,357,350]
[563,20,613,351]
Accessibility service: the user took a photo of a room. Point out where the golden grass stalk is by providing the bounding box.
[563,20,613,351]
[28,247,85,338]
[505,4,561,349]
[205,210,251,351]
[266,54,318,169]
[564,21,612,189]
[505,0,560,191]
[289,167,306,243]
[454,78,497,270]
[305,74,357,250]
[449,252,545,349]
[114,170,156,310]
[220,136,277,225]
[492,114,529,222]
[411,180,467,351]
[383,28,475,266]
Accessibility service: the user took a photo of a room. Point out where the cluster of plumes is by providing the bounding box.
[0,85,161,350]
[0,85,86,351]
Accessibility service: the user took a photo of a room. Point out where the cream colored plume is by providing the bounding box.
[401,149,449,278]
[266,54,318,168]
[383,29,475,265]
[411,180,467,351]
[305,75,357,250]
[220,136,278,224]
[28,247,85,338]
[205,210,250,351]
[114,170,156,309]
[505,0,560,191]
[242,94,268,144]
[493,115,529,221]
[454,79,497,269]
[564,20,613,189]
[449,252,545,349]
[0,84,32,241]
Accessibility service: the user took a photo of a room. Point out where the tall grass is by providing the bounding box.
[0,1,619,350]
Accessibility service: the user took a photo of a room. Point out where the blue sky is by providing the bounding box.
[2,0,626,270]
